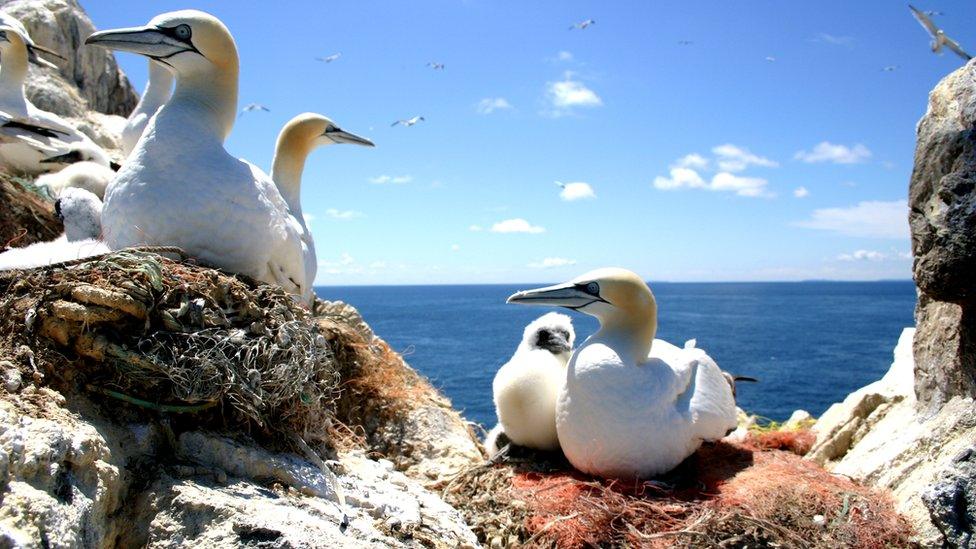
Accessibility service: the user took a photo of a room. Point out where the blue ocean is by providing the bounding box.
[317,281,917,428]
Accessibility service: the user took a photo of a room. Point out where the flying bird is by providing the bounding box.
[909,5,971,60]
[240,103,270,117]
[316,53,341,63]
[882,65,899,72]
[391,116,424,127]
[924,10,944,16]
[765,56,777,62]
[569,19,595,30]
[426,62,445,70]
[678,40,693,46]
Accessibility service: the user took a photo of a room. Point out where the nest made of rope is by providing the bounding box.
[0,249,340,447]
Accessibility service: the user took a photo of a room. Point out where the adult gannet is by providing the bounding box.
[0,16,111,174]
[569,19,595,31]
[86,10,316,301]
[426,62,445,70]
[0,187,108,270]
[120,60,174,156]
[910,5,971,60]
[488,312,575,454]
[316,53,341,63]
[391,116,424,127]
[239,103,270,117]
[270,112,374,302]
[507,268,738,478]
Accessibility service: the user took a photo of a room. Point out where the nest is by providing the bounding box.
[0,249,340,449]
[441,432,916,548]
[0,172,61,249]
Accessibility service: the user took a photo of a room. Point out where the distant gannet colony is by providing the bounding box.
[0,6,962,480]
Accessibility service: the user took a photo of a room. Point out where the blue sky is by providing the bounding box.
[82,1,972,285]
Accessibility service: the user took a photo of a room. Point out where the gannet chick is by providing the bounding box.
[391,116,424,127]
[270,112,374,302]
[489,312,575,454]
[35,147,118,199]
[507,268,738,479]
[0,187,107,270]
[86,11,318,302]
[0,17,111,174]
[910,5,971,60]
[121,60,174,156]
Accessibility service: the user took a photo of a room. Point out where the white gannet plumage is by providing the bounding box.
[120,60,174,156]
[0,15,111,174]
[35,150,117,199]
[909,5,972,60]
[507,268,738,478]
[86,10,318,302]
[269,113,374,303]
[0,187,108,270]
[490,312,575,453]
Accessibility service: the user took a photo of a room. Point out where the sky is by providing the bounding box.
[81,1,973,285]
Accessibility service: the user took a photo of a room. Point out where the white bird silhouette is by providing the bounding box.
[391,116,424,127]
[569,19,595,31]
[426,62,445,70]
[239,103,270,117]
[910,5,971,60]
[316,53,341,63]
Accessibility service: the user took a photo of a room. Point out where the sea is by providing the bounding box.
[316,281,917,429]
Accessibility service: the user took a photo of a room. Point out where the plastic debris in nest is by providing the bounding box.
[0,248,340,449]
[442,438,915,548]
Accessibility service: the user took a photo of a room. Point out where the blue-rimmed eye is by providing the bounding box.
[585,282,600,295]
[174,24,191,41]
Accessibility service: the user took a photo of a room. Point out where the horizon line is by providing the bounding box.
[313,278,915,289]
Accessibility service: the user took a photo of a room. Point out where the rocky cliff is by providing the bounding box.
[810,59,976,548]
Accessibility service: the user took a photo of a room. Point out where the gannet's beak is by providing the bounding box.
[507,282,605,310]
[325,127,375,147]
[27,47,59,69]
[40,150,83,165]
[86,26,194,60]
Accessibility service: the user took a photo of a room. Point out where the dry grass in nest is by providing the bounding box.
[0,249,340,451]
[443,433,915,548]
[0,172,61,249]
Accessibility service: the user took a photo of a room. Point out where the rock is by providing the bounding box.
[923,446,976,548]
[0,0,138,117]
[783,409,813,430]
[914,293,976,412]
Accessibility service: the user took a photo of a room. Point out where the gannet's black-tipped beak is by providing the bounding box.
[507,282,596,309]
[326,127,375,147]
[86,26,188,59]
[27,47,59,69]
[30,43,65,61]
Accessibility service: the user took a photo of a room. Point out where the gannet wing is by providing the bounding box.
[684,348,738,440]
[910,5,940,38]
[944,35,973,60]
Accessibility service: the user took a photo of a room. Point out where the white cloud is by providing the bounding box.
[490,218,546,234]
[468,224,484,232]
[815,33,854,47]
[838,250,886,262]
[654,167,770,197]
[325,208,364,220]
[369,174,413,184]
[546,72,602,114]
[557,181,596,201]
[556,50,573,62]
[450,244,460,252]
[653,167,707,190]
[710,172,772,197]
[712,144,778,172]
[794,186,810,198]
[794,142,872,164]
[476,97,513,115]
[528,257,577,269]
[673,153,709,170]
[795,199,908,239]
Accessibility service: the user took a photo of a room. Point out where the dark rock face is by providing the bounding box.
[910,61,976,410]
[923,446,976,548]
[0,0,138,116]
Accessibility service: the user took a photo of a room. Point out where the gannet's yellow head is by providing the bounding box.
[508,267,657,331]
[277,113,375,155]
[0,14,61,69]
[86,10,238,77]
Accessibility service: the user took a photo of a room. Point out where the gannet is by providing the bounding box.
[507,268,739,478]
[0,16,111,174]
[426,62,445,70]
[909,5,971,60]
[270,112,374,302]
[86,10,317,301]
[35,147,118,199]
[489,312,575,454]
[316,53,341,63]
[121,60,174,156]
[239,103,270,117]
[391,116,424,127]
[0,187,108,270]
[569,19,595,30]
